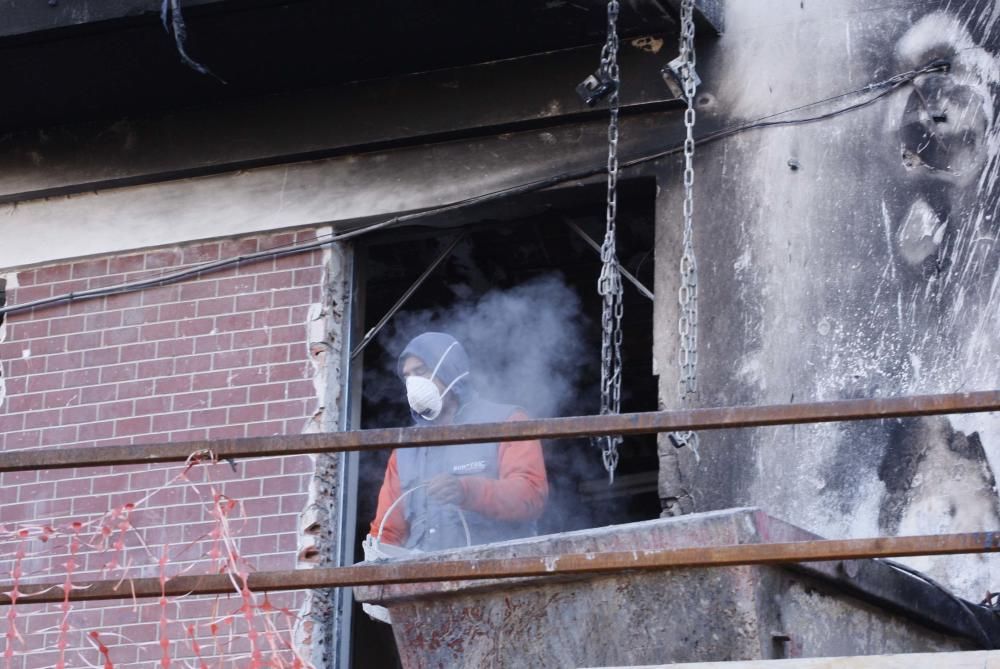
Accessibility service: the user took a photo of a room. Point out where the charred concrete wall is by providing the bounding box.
[655,0,1000,599]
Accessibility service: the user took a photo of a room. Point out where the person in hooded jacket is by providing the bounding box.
[368,332,549,552]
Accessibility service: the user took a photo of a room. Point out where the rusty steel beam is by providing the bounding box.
[0,390,997,474]
[4,531,1000,605]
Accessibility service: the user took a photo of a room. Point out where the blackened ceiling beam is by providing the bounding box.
[0,42,683,204]
[0,0,725,133]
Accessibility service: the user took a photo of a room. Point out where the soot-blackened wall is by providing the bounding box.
[655,0,1000,598]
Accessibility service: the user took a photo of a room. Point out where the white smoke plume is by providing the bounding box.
[372,273,592,420]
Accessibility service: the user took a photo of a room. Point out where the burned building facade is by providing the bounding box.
[0,0,999,666]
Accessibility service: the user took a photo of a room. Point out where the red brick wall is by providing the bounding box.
[0,228,328,667]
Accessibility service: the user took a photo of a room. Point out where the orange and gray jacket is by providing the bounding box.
[371,332,548,551]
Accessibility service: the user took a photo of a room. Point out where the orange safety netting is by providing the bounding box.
[0,453,313,669]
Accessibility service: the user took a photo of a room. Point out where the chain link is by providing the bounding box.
[597,0,624,483]
[672,0,700,455]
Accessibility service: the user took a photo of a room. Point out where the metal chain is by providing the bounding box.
[597,0,624,483]
[672,0,700,455]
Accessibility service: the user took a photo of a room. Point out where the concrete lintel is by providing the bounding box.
[0,113,678,271]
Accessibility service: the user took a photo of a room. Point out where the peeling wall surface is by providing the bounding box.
[655,0,1000,599]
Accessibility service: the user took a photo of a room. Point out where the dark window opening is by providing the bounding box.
[0,278,6,330]
[347,180,658,668]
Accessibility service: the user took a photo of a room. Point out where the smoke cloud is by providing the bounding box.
[372,273,592,420]
[357,272,650,541]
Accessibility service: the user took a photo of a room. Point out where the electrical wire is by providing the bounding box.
[0,61,947,319]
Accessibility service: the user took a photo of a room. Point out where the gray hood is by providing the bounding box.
[397,332,474,421]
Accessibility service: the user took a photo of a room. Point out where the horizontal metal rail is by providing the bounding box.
[0,390,997,473]
[3,531,1000,605]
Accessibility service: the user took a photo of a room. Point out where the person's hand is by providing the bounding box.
[426,474,465,505]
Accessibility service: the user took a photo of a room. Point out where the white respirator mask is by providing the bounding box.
[405,342,468,421]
